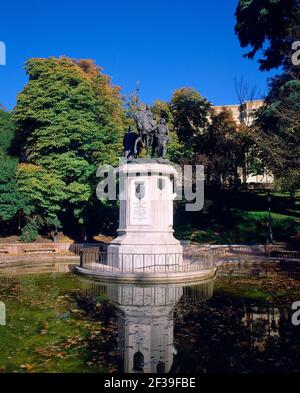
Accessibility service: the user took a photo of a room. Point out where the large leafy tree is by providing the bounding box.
[13,57,125,239]
[235,0,300,71]
[202,108,251,190]
[255,72,300,195]
[235,0,300,197]
[170,87,211,162]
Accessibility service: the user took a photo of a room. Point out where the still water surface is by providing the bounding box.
[0,261,299,373]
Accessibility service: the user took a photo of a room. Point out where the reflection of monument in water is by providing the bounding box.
[80,279,215,373]
[112,285,181,373]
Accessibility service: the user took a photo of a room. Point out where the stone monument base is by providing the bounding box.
[107,160,183,270]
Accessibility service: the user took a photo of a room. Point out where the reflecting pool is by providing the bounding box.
[0,261,299,373]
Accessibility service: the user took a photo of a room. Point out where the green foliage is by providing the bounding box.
[201,108,252,189]
[0,110,25,224]
[0,155,24,222]
[175,188,299,245]
[170,87,211,161]
[19,220,40,242]
[187,210,297,244]
[0,110,14,153]
[152,99,184,163]
[235,0,300,70]
[235,1,300,195]
[124,90,142,122]
[17,163,67,219]
[174,224,193,240]
[255,70,300,194]
[12,57,125,236]
[152,99,173,123]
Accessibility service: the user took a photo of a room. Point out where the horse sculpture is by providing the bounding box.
[133,105,157,156]
[123,105,169,159]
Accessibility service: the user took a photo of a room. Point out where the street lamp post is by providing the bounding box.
[267,191,274,244]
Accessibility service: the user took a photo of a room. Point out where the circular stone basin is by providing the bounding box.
[76,265,217,283]
[76,252,217,283]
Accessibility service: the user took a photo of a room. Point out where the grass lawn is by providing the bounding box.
[175,189,300,246]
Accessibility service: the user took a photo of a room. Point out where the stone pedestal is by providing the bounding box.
[107,160,183,269]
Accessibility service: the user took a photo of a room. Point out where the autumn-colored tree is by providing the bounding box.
[203,108,251,190]
[13,57,125,240]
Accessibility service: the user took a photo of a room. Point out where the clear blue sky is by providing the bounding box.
[0,0,276,111]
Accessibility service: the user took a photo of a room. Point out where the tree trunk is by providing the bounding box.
[50,228,58,243]
[81,224,87,243]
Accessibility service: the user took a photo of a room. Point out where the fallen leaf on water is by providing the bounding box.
[20,364,35,370]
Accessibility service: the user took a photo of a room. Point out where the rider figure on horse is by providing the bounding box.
[133,104,157,156]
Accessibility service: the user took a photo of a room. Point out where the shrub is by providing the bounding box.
[20,221,39,242]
